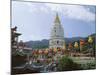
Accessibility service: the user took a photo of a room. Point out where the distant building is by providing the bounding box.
[49,13,65,49]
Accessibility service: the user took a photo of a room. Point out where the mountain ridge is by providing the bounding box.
[25,33,96,49]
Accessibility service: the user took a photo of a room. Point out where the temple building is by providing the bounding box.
[11,26,21,53]
[49,13,65,49]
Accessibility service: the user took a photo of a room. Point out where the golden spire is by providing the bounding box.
[54,13,60,23]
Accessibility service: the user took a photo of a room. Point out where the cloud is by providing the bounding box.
[20,2,95,22]
[44,4,95,22]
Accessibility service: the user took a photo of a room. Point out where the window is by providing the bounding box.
[57,41,59,44]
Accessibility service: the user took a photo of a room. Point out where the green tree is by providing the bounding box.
[57,56,81,71]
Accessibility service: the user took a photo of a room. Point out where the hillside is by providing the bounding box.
[25,33,96,49]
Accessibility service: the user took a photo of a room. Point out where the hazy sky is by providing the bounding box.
[12,1,96,42]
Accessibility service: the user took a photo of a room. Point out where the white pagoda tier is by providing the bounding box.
[49,13,65,49]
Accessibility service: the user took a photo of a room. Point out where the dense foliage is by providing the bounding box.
[57,56,82,71]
